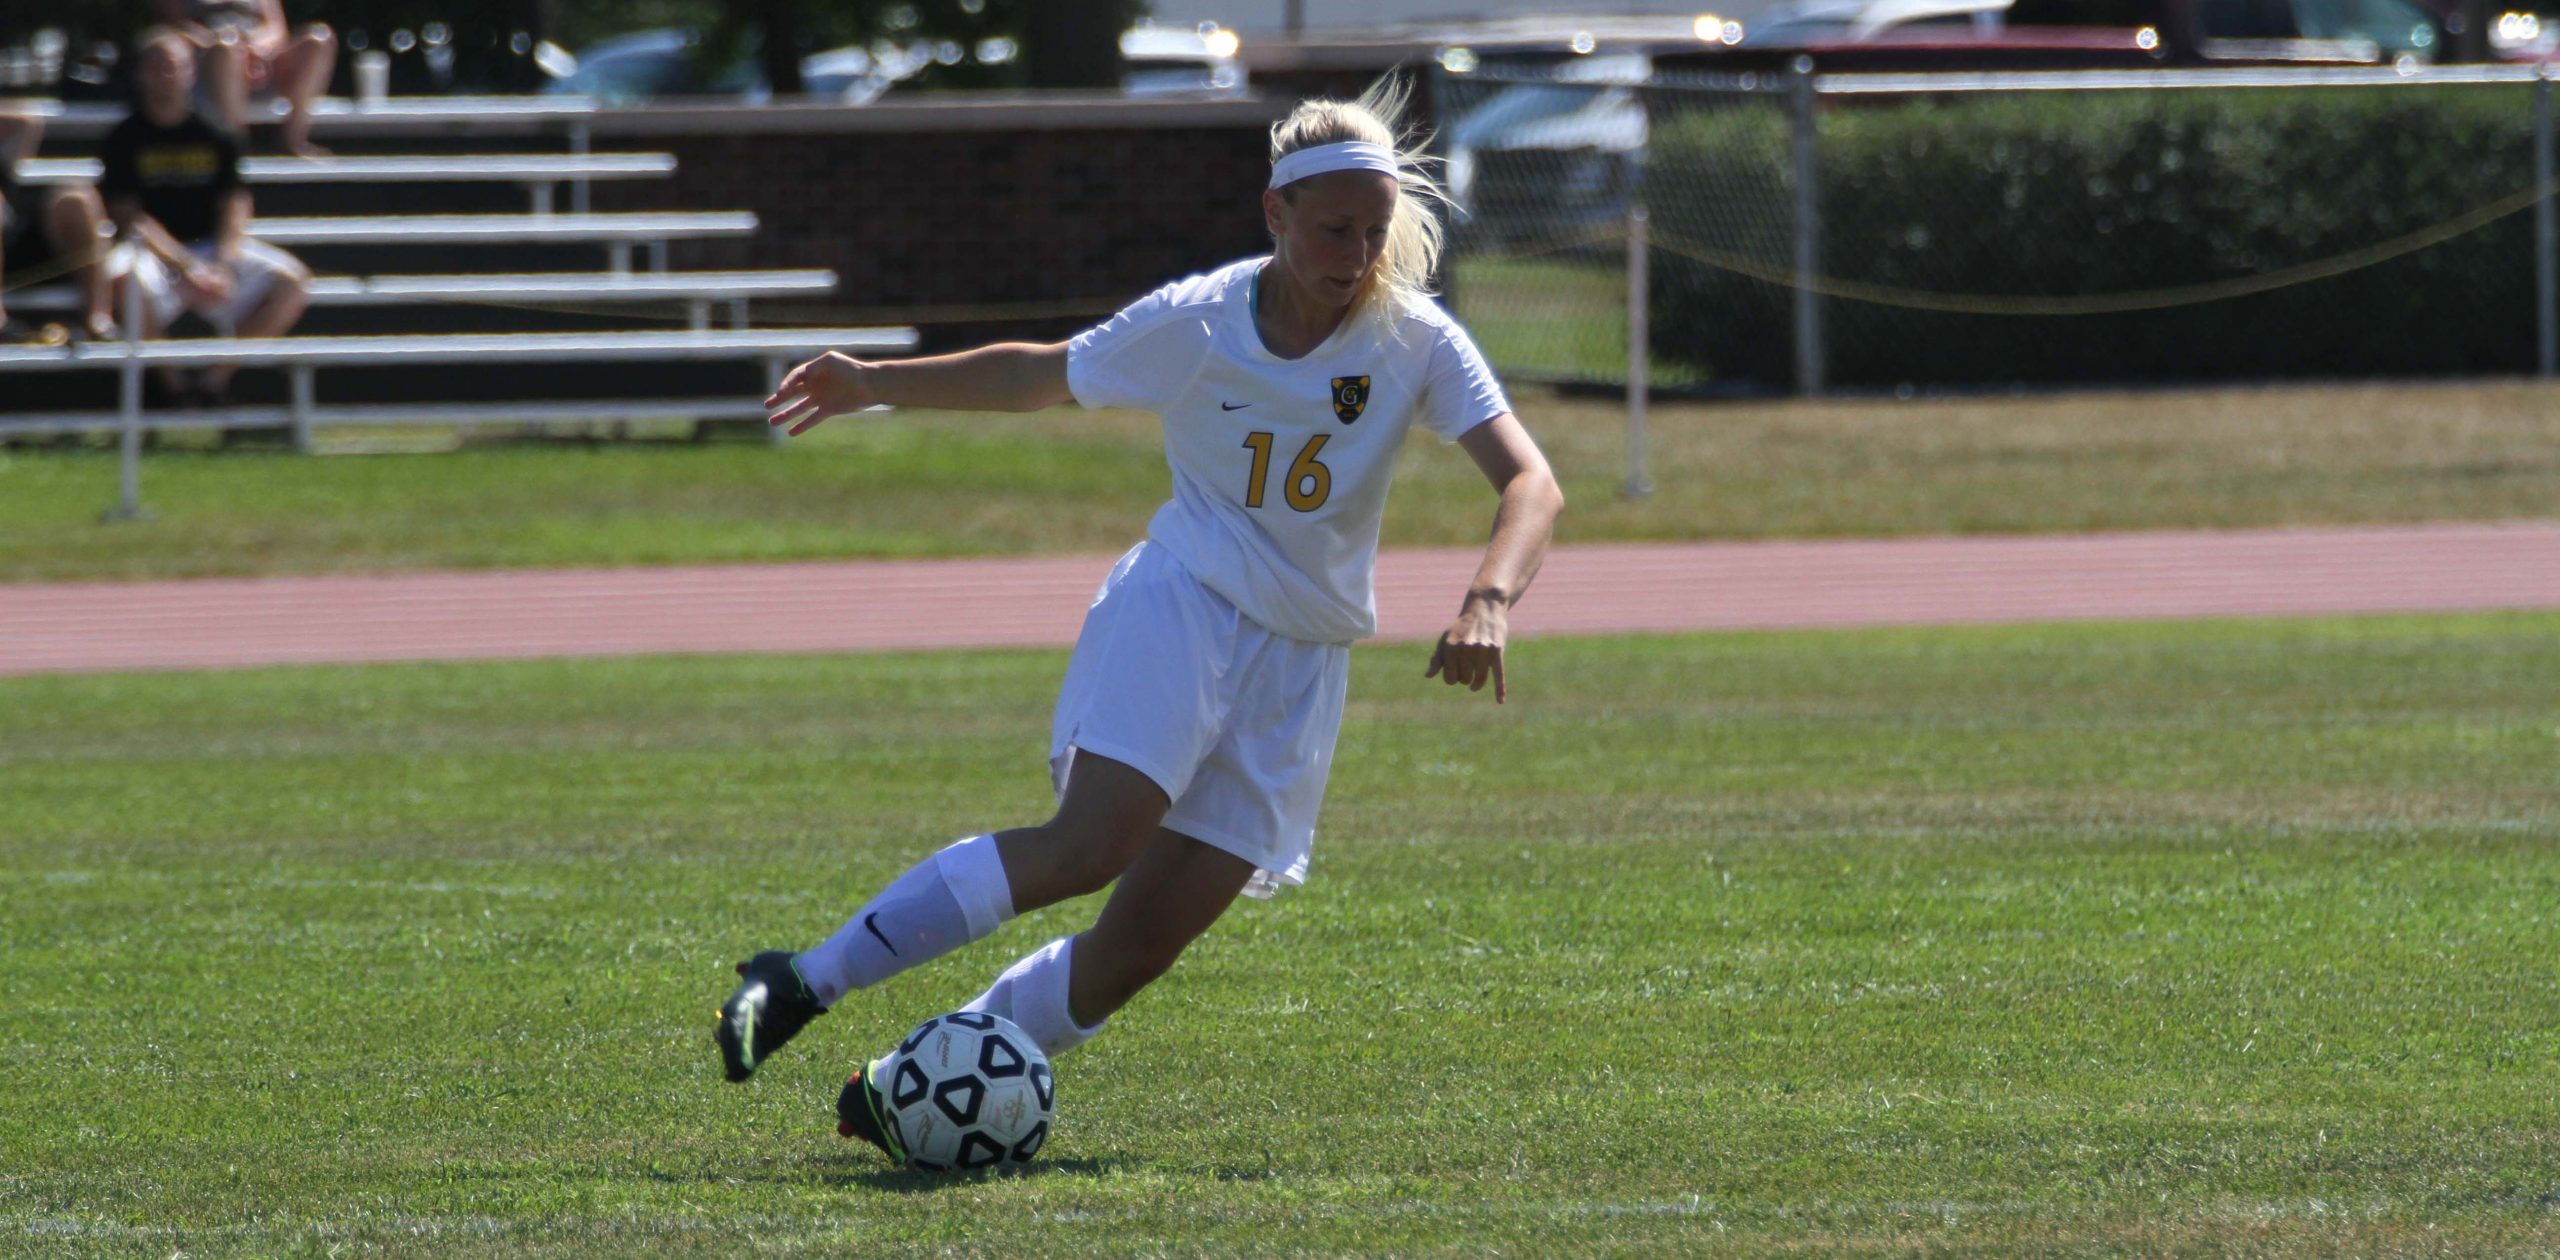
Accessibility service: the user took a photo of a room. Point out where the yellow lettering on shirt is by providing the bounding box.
[134,146,221,184]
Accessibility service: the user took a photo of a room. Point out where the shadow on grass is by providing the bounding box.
[819,1155,1125,1192]
[721,1156,1290,1193]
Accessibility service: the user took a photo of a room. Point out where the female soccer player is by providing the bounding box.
[721,81,1564,1161]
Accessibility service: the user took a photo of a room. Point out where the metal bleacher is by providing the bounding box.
[1,95,904,448]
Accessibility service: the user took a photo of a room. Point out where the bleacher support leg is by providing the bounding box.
[569,123,592,214]
[290,364,317,453]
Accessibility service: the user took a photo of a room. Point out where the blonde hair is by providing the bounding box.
[1268,76,1450,324]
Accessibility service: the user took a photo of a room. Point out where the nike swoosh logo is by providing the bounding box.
[1221,402,1251,411]
[863,912,899,956]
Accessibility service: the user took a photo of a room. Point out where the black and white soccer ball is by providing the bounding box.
[883,1011,1055,1172]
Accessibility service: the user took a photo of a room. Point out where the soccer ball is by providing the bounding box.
[882,1011,1055,1172]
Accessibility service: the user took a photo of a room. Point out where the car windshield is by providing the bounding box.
[2289,0,2440,49]
[1741,13,1859,45]
[552,41,694,101]
[1449,83,1645,156]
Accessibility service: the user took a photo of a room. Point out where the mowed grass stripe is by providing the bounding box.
[2,615,2556,1257]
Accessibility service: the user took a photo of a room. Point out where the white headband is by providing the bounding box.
[1269,140,1399,190]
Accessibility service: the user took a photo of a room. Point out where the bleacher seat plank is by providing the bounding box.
[0,327,909,372]
[4,270,837,312]
[0,398,780,436]
[16,154,677,186]
[246,212,756,246]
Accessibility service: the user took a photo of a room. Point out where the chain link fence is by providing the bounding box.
[1435,60,2560,403]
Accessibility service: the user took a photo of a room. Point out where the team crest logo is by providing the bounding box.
[1330,376,1370,425]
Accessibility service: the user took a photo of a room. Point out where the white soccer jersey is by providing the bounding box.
[1066,257,1511,643]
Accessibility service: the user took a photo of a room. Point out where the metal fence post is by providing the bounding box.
[103,264,151,523]
[2538,64,2555,378]
[290,363,317,452]
[1788,57,1824,396]
[1624,200,1654,499]
[764,355,789,446]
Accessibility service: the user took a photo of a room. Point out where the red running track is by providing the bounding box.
[3,522,2556,677]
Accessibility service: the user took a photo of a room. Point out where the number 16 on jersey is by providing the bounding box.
[1240,432,1333,512]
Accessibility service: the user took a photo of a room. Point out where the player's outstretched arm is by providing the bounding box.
[765,341,1072,435]
[1426,414,1563,704]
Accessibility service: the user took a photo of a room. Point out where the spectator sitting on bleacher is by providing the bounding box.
[104,28,312,407]
[1,111,117,345]
[155,0,337,158]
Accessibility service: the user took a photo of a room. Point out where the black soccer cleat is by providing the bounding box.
[835,1056,909,1165]
[714,950,826,1083]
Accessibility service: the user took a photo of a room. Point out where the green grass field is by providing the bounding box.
[4,379,2558,582]
[5,615,2557,1256]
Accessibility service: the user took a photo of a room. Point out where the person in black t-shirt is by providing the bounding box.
[102,27,312,401]
[0,110,117,344]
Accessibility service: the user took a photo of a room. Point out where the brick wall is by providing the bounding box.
[589,102,1284,347]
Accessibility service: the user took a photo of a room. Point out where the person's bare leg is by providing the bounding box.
[202,42,249,135]
[44,186,113,339]
[957,828,1252,1057]
[1066,829,1254,1028]
[202,252,308,392]
[271,27,335,156]
[720,751,1172,1081]
[990,753,1173,913]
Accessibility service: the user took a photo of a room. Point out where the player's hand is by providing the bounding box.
[1425,595,1509,703]
[764,351,877,437]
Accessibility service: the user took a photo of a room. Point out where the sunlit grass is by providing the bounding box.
[3,614,2555,1255]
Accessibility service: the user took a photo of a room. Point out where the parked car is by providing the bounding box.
[1119,22,1247,95]
[1442,53,1648,249]
[1665,0,2168,70]
[1740,0,2013,46]
[540,28,924,104]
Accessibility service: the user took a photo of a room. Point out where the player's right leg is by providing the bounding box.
[835,827,1250,1160]
[983,826,1256,1053]
[714,753,1168,1082]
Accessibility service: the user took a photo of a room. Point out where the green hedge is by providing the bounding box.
[1646,87,2541,389]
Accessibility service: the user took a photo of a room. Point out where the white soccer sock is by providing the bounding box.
[795,834,1015,1006]
[962,935,1105,1058]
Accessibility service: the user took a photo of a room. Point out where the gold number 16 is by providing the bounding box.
[1240,431,1332,512]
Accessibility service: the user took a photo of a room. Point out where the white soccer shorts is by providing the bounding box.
[1049,541,1351,898]
[113,237,300,330]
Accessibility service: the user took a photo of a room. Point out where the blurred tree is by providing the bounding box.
[1024,0,1145,88]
